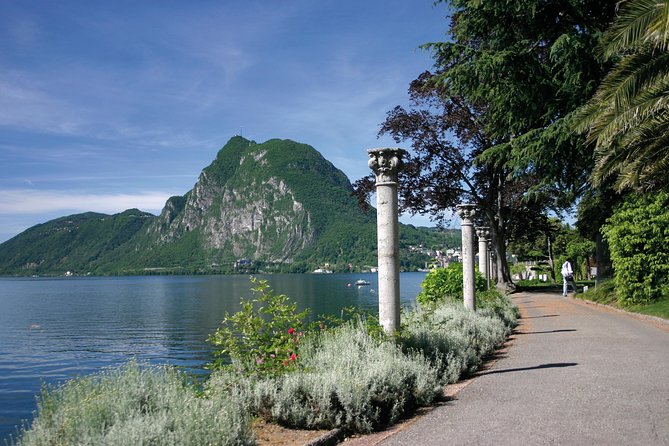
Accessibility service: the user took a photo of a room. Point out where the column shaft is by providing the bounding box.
[462,223,476,310]
[457,204,477,311]
[376,183,400,332]
[368,148,406,335]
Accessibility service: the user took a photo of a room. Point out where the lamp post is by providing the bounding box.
[368,148,406,334]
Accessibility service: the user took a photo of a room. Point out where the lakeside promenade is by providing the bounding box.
[349,291,669,445]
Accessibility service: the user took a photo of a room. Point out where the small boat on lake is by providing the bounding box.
[355,279,371,286]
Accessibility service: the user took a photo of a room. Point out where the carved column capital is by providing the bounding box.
[456,203,477,225]
[476,226,491,240]
[368,148,406,184]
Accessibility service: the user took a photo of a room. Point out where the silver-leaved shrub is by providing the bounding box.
[241,320,442,433]
[14,361,254,446]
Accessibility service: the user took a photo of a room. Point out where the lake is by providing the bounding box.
[0,272,426,442]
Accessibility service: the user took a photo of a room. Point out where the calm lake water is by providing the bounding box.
[0,272,425,442]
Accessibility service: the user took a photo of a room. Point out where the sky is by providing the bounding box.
[0,0,452,244]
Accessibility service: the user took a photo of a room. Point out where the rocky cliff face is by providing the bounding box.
[142,136,362,264]
[153,173,315,262]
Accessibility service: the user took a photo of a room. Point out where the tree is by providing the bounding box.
[576,0,669,192]
[357,0,616,288]
[508,218,564,283]
[428,0,616,199]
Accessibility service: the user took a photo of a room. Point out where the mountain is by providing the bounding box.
[0,137,458,276]
[0,210,153,274]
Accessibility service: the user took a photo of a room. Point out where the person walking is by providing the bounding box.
[561,259,577,296]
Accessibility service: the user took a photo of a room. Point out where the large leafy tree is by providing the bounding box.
[576,0,669,192]
[357,0,616,287]
[429,0,616,196]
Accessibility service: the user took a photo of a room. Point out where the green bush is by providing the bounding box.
[417,263,487,305]
[208,277,309,377]
[14,361,254,446]
[602,192,669,305]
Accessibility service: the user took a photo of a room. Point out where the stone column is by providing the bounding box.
[490,248,498,284]
[456,204,477,311]
[368,148,406,334]
[476,226,491,289]
[487,239,494,288]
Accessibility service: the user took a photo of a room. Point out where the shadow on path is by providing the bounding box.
[476,362,578,376]
[517,329,577,335]
[524,314,559,319]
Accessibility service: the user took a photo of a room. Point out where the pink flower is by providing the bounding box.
[288,328,295,335]
[290,352,297,361]
[256,358,264,365]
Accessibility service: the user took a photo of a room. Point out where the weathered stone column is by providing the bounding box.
[476,226,491,289]
[487,239,494,288]
[490,247,498,283]
[456,203,477,311]
[368,148,406,334]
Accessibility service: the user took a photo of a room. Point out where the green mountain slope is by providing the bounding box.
[0,137,461,276]
[0,210,153,275]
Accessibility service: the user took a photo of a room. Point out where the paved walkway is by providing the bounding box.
[349,291,669,445]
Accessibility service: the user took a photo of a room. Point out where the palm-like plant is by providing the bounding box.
[577,0,669,191]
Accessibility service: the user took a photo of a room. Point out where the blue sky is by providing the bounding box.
[0,0,450,243]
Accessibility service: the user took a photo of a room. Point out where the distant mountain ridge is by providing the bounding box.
[0,137,459,276]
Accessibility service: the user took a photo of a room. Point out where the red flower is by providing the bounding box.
[290,352,297,361]
[288,328,295,335]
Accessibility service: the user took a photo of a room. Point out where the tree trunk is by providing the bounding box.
[595,231,612,285]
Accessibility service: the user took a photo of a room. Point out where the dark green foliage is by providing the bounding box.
[602,192,669,304]
[417,263,486,305]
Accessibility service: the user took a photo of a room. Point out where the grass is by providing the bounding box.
[625,299,669,319]
[578,280,669,320]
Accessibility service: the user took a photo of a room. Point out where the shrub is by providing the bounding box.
[14,361,254,446]
[417,263,486,305]
[476,289,520,331]
[203,283,516,436]
[401,296,513,383]
[222,320,442,434]
[208,277,309,377]
[602,192,669,305]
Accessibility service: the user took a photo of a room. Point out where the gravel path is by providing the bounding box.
[348,291,669,446]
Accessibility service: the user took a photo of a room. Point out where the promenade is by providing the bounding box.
[349,291,669,445]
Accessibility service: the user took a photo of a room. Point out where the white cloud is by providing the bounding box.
[0,189,170,215]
